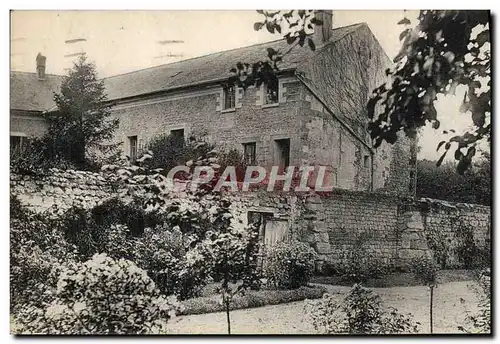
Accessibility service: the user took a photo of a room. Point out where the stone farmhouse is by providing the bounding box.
[10,11,416,196]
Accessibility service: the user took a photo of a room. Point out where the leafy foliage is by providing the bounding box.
[133,224,210,300]
[239,10,490,172]
[410,255,439,333]
[54,201,158,260]
[182,285,326,316]
[410,255,439,287]
[10,137,78,175]
[459,268,491,333]
[327,233,391,283]
[367,11,490,173]
[10,200,79,313]
[305,284,420,334]
[145,133,214,173]
[228,10,321,91]
[14,254,181,334]
[416,154,491,205]
[264,241,317,289]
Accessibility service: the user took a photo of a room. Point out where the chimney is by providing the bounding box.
[36,53,46,80]
[313,10,333,45]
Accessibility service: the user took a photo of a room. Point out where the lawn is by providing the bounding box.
[167,280,482,334]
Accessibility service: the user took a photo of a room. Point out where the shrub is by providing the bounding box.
[133,224,209,300]
[90,197,163,237]
[10,204,79,313]
[146,133,215,172]
[459,268,491,334]
[14,254,181,334]
[55,199,162,259]
[410,255,439,334]
[182,285,326,315]
[216,148,248,182]
[410,255,438,286]
[305,284,420,334]
[264,241,318,289]
[10,194,27,220]
[330,234,391,283]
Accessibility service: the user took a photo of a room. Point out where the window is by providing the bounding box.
[10,136,24,153]
[223,85,236,110]
[274,138,290,168]
[128,135,138,164]
[364,155,370,168]
[170,129,185,142]
[264,78,279,105]
[243,142,256,165]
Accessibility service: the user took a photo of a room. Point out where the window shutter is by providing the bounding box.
[124,136,130,159]
[235,87,244,108]
[216,90,223,111]
[255,85,264,106]
[279,80,287,103]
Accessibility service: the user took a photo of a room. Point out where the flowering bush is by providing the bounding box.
[10,200,79,313]
[14,254,181,334]
[264,241,317,289]
[305,284,420,334]
[133,224,210,300]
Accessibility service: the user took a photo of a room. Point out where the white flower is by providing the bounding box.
[73,301,86,313]
[45,303,67,319]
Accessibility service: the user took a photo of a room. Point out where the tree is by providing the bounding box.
[45,54,119,169]
[234,10,490,174]
[416,152,490,205]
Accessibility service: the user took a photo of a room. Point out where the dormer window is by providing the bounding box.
[264,78,279,105]
[223,85,236,110]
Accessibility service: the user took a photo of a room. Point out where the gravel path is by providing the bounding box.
[167,281,480,334]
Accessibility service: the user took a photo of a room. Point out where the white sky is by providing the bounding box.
[10,10,485,161]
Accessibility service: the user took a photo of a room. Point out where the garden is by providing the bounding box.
[10,144,491,335]
[10,38,491,335]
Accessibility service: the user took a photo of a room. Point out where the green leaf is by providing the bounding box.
[253,22,264,31]
[436,151,447,167]
[266,22,275,34]
[467,146,476,158]
[457,156,470,175]
[310,17,323,25]
[397,17,411,25]
[472,111,485,127]
[286,34,296,45]
[436,141,446,151]
[475,30,490,46]
[399,29,411,42]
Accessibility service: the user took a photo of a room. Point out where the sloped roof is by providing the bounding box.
[10,23,366,111]
[103,23,364,101]
[10,71,63,112]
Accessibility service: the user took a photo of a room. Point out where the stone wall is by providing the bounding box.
[10,169,116,212]
[11,171,490,271]
[109,76,306,168]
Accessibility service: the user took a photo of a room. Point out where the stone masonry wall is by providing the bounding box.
[11,171,490,271]
[110,77,305,168]
[10,169,116,212]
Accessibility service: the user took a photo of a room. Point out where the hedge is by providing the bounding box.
[181,285,327,316]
